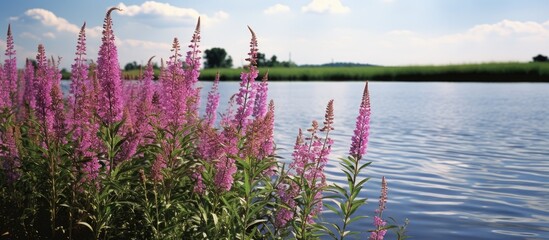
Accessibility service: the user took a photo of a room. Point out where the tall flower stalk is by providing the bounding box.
[96,7,124,174]
[324,82,372,240]
[97,7,123,125]
[369,176,388,240]
[233,27,259,132]
[2,24,17,109]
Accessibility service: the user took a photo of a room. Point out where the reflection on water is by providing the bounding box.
[62,80,549,239]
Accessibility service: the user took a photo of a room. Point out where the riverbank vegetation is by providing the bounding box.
[119,62,549,82]
[1,7,407,240]
[200,62,549,81]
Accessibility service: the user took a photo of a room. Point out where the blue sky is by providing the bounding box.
[1,0,549,68]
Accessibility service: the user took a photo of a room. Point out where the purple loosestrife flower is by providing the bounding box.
[261,100,276,158]
[288,100,335,223]
[204,72,220,127]
[253,72,269,118]
[350,82,371,160]
[1,127,20,183]
[160,38,187,128]
[69,23,89,114]
[135,56,156,143]
[68,23,91,133]
[275,180,299,228]
[68,24,103,180]
[2,24,17,109]
[34,44,54,138]
[0,65,5,108]
[243,100,275,176]
[220,95,236,128]
[151,154,166,182]
[96,7,123,124]
[214,127,239,191]
[50,57,66,143]
[369,176,388,240]
[233,27,260,131]
[184,18,202,120]
[19,59,35,120]
[192,165,206,194]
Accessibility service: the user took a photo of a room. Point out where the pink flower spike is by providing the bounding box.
[233,27,260,131]
[33,44,54,137]
[96,7,123,124]
[204,72,220,126]
[253,71,269,118]
[369,176,388,240]
[349,82,371,160]
[2,24,17,108]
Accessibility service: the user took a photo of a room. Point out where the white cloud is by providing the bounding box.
[43,32,56,39]
[302,0,350,14]
[377,19,549,64]
[119,39,171,51]
[436,19,549,44]
[20,32,40,41]
[469,20,549,36]
[264,4,291,15]
[24,8,102,37]
[115,1,229,27]
[8,16,19,21]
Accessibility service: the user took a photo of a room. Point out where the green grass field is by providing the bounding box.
[120,62,549,82]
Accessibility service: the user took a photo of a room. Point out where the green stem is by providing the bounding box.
[339,156,360,240]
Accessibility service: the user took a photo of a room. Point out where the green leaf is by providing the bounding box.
[348,215,368,225]
[77,221,94,232]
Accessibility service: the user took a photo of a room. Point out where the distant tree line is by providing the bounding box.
[124,61,160,71]
[533,54,548,63]
[203,47,296,69]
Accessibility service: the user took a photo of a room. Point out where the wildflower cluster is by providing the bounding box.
[0,7,407,240]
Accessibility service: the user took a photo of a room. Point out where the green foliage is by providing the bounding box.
[204,47,233,69]
[200,62,549,81]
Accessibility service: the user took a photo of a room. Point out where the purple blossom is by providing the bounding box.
[66,23,103,181]
[69,23,89,114]
[369,176,388,240]
[243,100,275,176]
[214,127,239,191]
[160,37,187,128]
[287,100,335,222]
[350,82,371,160]
[0,65,5,108]
[49,57,66,142]
[96,7,123,124]
[1,128,20,183]
[33,44,54,138]
[19,59,35,121]
[2,24,17,109]
[260,100,276,159]
[184,18,201,121]
[134,56,156,143]
[192,166,206,194]
[151,154,166,182]
[204,72,220,126]
[233,27,260,131]
[253,72,269,118]
[214,155,237,192]
[275,181,299,228]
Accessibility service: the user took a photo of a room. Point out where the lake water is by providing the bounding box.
[63,81,549,239]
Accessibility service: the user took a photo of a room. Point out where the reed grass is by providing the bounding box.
[197,62,549,81]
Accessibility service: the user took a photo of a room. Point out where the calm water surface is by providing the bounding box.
[64,81,549,239]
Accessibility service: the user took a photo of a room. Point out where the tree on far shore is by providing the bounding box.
[533,54,548,62]
[204,47,233,68]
